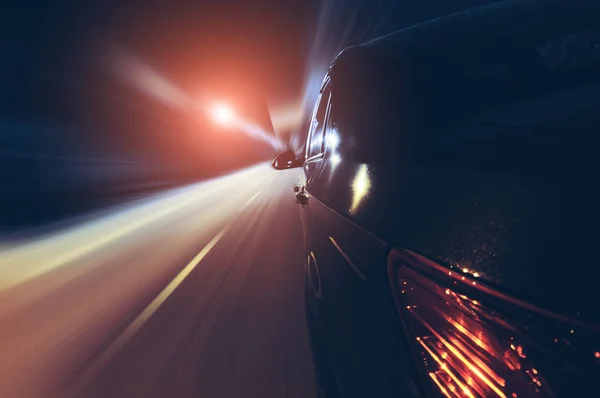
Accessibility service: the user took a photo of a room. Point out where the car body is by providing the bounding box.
[273,1,600,396]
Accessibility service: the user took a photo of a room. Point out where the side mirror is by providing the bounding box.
[271,150,304,170]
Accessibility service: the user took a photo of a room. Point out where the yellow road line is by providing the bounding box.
[88,190,262,370]
[96,226,229,363]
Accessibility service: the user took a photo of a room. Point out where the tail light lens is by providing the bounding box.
[387,248,600,398]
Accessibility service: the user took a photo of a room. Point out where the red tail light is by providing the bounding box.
[387,248,600,398]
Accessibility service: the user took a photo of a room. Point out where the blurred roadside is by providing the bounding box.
[0,117,272,234]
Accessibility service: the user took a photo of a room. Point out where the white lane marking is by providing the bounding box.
[85,190,263,371]
[329,237,368,281]
[94,227,229,364]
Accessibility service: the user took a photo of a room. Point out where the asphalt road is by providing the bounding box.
[0,163,315,398]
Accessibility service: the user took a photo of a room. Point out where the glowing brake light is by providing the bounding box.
[387,249,600,398]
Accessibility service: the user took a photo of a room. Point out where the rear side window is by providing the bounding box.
[305,87,331,160]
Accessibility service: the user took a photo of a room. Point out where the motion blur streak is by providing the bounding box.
[0,164,265,292]
[0,164,316,398]
[236,118,284,151]
[269,101,304,133]
[118,55,188,108]
[78,190,262,379]
[295,0,411,152]
[113,53,283,150]
[85,225,231,372]
[328,236,367,281]
[297,0,381,149]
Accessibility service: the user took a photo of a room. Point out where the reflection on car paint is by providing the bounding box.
[307,251,322,299]
[330,152,341,168]
[310,133,323,153]
[460,267,482,279]
[388,249,600,398]
[325,129,340,149]
[350,164,371,214]
[328,236,368,281]
[327,128,342,173]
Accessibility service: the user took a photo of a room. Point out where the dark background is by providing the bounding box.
[1,0,501,230]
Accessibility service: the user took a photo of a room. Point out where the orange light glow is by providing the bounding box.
[448,335,506,387]
[211,103,236,125]
[445,336,507,397]
[446,316,489,351]
[419,339,476,398]
[419,317,507,398]
[389,251,571,398]
[429,372,453,398]
[516,345,526,359]
[504,349,521,370]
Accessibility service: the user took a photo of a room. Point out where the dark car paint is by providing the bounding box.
[305,0,600,321]
[300,193,423,397]
[281,1,600,397]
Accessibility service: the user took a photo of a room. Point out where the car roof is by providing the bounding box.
[360,0,599,59]
[325,0,600,86]
[324,0,600,134]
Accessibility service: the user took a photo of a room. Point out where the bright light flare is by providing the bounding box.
[325,130,340,149]
[111,51,283,149]
[330,153,341,166]
[114,53,188,108]
[211,103,236,125]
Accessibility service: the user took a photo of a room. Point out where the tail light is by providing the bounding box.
[387,248,600,398]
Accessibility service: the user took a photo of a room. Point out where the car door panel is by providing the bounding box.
[304,194,423,397]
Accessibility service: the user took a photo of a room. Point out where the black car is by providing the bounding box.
[273,1,600,397]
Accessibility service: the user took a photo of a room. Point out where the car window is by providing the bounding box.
[305,86,331,160]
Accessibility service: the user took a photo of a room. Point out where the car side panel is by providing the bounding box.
[303,191,423,397]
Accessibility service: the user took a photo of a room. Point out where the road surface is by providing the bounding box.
[0,163,316,398]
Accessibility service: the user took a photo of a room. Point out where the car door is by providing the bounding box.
[302,69,423,398]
